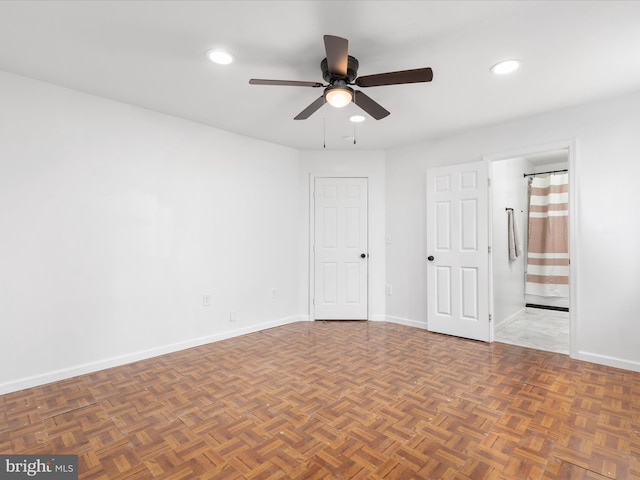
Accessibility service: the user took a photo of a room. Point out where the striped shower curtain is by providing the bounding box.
[525,173,569,297]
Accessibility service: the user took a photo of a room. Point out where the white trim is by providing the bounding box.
[482,139,575,164]
[486,157,494,342]
[385,315,429,330]
[493,307,525,333]
[578,351,640,373]
[308,174,371,320]
[567,140,578,359]
[484,139,577,358]
[0,315,304,395]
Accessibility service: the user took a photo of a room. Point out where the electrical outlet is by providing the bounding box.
[229,311,237,323]
[385,284,393,295]
[203,295,211,306]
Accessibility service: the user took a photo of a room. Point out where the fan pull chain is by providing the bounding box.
[353,122,357,145]
[323,117,326,149]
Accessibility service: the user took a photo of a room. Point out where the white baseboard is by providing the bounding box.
[0,315,305,395]
[578,351,640,373]
[494,307,525,333]
[370,314,387,322]
[8,315,638,395]
[385,315,429,330]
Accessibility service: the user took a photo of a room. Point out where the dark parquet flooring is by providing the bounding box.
[1,321,639,479]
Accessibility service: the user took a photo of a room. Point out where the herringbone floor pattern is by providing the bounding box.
[1,321,639,479]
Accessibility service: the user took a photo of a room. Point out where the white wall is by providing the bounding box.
[0,71,302,393]
[298,150,386,321]
[491,157,531,328]
[386,89,640,371]
[3,68,640,395]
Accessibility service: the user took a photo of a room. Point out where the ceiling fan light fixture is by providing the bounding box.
[248,35,432,121]
[207,49,235,65]
[491,59,521,75]
[325,86,353,108]
[349,114,365,123]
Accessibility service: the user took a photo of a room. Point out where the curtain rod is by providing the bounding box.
[523,168,568,178]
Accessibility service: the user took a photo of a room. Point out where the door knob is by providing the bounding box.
[427,256,435,261]
[361,253,366,258]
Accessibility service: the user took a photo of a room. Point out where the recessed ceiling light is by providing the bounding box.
[343,135,355,142]
[491,59,521,75]
[207,49,235,65]
[349,115,365,123]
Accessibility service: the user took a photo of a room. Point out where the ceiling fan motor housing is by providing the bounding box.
[321,55,359,84]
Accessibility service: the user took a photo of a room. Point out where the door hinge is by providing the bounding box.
[312,298,315,306]
[487,178,491,187]
[488,246,491,254]
[489,314,493,322]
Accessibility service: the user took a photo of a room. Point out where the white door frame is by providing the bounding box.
[484,139,577,358]
[308,174,371,320]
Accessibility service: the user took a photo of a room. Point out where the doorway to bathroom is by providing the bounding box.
[488,144,573,355]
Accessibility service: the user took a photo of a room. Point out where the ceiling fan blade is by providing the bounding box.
[355,67,433,87]
[354,91,390,120]
[294,95,326,120]
[323,35,349,77]
[249,79,324,87]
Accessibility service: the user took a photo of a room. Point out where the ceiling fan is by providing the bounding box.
[249,35,433,120]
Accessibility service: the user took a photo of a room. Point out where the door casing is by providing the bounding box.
[484,139,577,358]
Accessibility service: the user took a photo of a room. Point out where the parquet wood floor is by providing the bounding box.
[1,321,639,479]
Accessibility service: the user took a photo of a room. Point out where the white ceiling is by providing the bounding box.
[1,1,640,151]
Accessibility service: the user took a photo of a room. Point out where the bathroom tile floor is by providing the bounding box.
[495,307,570,354]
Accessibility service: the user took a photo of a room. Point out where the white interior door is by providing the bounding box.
[314,177,368,320]
[426,161,490,341]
